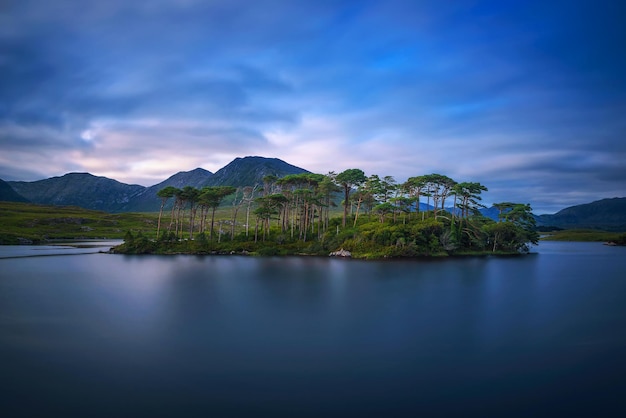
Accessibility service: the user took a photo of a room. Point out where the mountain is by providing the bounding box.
[6,157,309,213]
[536,198,626,231]
[154,167,214,190]
[125,157,308,211]
[8,173,144,212]
[9,158,622,228]
[0,178,29,202]
[121,168,213,212]
[206,156,309,188]
[423,205,497,220]
[478,206,502,221]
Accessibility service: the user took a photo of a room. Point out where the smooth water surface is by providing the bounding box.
[0,240,122,259]
[1,242,625,417]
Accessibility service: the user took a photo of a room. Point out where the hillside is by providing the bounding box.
[0,179,29,202]
[121,168,213,212]
[5,159,624,228]
[206,156,309,188]
[126,157,309,211]
[8,173,144,212]
[6,157,309,213]
[536,198,626,231]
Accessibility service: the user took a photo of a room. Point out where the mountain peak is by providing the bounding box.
[152,168,213,188]
[208,156,309,187]
[172,167,213,176]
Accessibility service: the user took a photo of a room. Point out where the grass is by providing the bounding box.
[5,200,623,249]
[540,229,624,242]
[0,201,158,244]
[0,201,342,245]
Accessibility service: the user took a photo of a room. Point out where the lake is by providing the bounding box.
[1,241,625,417]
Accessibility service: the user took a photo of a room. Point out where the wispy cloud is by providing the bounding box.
[1,0,624,213]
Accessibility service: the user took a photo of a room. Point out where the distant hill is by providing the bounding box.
[206,156,309,188]
[478,206,502,221]
[6,157,309,213]
[536,198,626,231]
[125,157,308,211]
[8,173,144,212]
[7,159,624,228]
[0,179,29,202]
[121,168,213,212]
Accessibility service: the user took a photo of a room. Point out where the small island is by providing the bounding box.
[113,170,539,259]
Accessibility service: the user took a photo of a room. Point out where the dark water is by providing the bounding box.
[1,242,625,417]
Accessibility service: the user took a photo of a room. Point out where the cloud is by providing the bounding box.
[1,0,624,213]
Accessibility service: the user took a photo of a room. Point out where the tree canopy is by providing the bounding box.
[116,167,538,258]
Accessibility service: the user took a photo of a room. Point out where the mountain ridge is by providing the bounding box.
[3,158,625,231]
[6,156,309,212]
[206,156,309,188]
[8,173,145,212]
[121,168,214,212]
[535,197,626,232]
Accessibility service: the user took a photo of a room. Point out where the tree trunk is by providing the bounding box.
[353,196,363,227]
[342,185,349,228]
[231,207,240,240]
[210,207,217,241]
[156,199,166,239]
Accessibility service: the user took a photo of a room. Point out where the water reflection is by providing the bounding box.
[1,242,625,416]
[0,240,122,258]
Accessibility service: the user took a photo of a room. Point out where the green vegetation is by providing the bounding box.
[112,170,540,258]
[0,201,157,244]
[11,165,621,255]
[114,211,540,258]
[541,229,626,243]
[6,164,623,255]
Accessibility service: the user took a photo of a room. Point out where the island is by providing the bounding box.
[112,171,540,259]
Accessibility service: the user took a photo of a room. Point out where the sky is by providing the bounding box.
[1,0,625,213]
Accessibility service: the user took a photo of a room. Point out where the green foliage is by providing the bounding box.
[115,231,157,254]
[3,168,557,259]
[256,245,280,256]
[482,221,536,253]
[412,218,444,237]
[196,232,208,245]
[336,168,367,227]
[124,230,135,244]
[108,208,543,257]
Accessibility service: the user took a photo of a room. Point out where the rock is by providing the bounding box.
[329,248,351,257]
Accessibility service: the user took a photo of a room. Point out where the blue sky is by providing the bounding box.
[1,0,624,213]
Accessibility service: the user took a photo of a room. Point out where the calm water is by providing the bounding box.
[1,242,625,417]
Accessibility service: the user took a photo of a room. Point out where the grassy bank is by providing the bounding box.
[0,201,158,244]
[1,201,557,256]
[110,234,525,259]
[540,229,626,243]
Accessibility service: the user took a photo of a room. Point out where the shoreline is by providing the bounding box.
[109,244,529,259]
